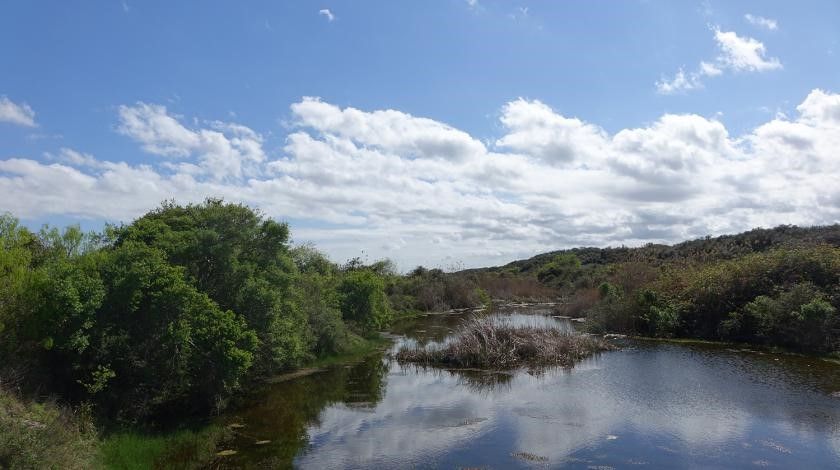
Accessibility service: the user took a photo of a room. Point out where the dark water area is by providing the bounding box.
[219,307,840,469]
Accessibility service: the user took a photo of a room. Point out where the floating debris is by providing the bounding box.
[216,450,238,457]
[255,440,271,445]
[464,417,487,425]
[760,440,792,454]
[227,423,246,429]
[511,451,549,462]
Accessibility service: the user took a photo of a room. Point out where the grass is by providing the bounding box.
[100,425,227,470]
[0,388,99,470]
[396,316,615,369]
[0,386,228,470]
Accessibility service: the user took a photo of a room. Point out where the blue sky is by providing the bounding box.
[1,1,839,269]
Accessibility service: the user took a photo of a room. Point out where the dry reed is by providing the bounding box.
[396,316,615,369]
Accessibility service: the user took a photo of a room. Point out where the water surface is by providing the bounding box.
[220,307,840,469]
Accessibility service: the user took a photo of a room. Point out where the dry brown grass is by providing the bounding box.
[476,274,557,301]
[556,287,600,317]
[396,316,615,369]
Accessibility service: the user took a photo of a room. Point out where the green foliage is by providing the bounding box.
[115,199,306,372]
[584,245,840,353]
[721,283,838,351]
[100,426,227,470]
[0,216,36,352]
[31,242,259,422]
[598,282,621,300]
[474,287,491,309]
[1,203,410,426]
[338,270,392,333]
[537,254,582,286]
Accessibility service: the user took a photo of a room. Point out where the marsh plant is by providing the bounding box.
[396,316,615,369]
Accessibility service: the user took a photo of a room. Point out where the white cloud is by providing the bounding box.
[744,14,778,31]
[713,28,782,72]
[0,96,36,127]
[319,9,335,22]
[45,148,101,168]
[656,69,703,95]
[657,28,781,94]
[117,102,265,181]
[495,98,608,165]
[699,61,723,77]
[2,90,839,269]
[290,97,486,162]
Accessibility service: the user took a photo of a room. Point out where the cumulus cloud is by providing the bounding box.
[495,99,608,166]
[0,96,36,127]
[657,28,781,94]
[117,102,265,181]
[290,97,486,162]
[318,9,335,22]
[744,14,778,31]
[713,28,782,72]
[2,90,839,269]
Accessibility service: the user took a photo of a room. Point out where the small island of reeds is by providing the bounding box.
[395,316,616,369]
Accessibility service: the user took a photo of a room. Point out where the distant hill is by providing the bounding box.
[469,224,840,275]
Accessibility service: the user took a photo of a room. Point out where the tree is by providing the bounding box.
[338,270,392,333]
[537,254,582,286]
[115,199,307,372]
[80,242,257,421]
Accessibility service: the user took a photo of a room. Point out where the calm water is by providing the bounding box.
[219,307,840,469]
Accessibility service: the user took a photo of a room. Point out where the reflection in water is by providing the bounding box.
[220,309,840,469]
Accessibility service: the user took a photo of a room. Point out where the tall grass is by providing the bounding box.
[396,316,614,369]
[0,388,99,470]
[100,426,227,470]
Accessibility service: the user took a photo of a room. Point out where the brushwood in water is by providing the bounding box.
[395,315,616,369]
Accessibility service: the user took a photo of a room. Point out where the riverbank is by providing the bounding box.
[0,333,392,470]
[628,335,840,364]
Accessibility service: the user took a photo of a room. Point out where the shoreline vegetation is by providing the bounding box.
[1,199,839,468]
[395,316,615,369]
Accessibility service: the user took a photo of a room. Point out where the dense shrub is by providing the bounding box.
[536,254,581,286]
[115,199,307,372]
[584,245,840,353]
[338,270,392,333]
[0,201,400,425]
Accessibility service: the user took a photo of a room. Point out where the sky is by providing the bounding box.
[1,1,839,270]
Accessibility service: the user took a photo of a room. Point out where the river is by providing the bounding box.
[217,306,840,469]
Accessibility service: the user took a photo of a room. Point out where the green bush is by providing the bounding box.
[537,254,582,286]
[721,283,838,352]
[116,199,308,372]
[584,245,840,353]
[338,270,392,333]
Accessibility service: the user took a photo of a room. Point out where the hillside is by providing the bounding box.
[472,224,840,275]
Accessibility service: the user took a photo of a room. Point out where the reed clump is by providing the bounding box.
[396,316,615,369]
